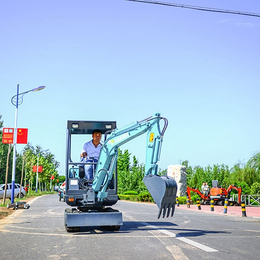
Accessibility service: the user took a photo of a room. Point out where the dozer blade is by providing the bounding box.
[143,175,177,219]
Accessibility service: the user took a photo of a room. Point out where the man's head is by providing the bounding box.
[92,129,102,143]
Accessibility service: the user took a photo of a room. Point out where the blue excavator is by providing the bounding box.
[64,112,177,232]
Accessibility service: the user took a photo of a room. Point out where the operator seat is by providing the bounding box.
[79,166,85,179]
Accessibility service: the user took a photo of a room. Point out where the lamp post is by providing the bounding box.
[11,84,46,203]
[36,149,49,193]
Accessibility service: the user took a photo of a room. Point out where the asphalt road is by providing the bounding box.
[0,194,259,260]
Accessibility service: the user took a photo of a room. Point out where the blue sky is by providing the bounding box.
[1,0,260,176]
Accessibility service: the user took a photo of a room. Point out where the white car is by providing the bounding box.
[0,183,26,199]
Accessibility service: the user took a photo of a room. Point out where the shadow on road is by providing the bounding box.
[123,221,230,238]
[68,221,230,237]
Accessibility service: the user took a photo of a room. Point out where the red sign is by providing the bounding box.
[33,165,43,172]
[1,128,28,144]
[17,128,28,144]
[2,128,14,144]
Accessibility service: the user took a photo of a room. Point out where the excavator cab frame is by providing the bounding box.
[65,120,118,207]
[64,120,123,232]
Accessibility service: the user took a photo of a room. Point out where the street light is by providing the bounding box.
[10,84,46,203]
[36,149,49,193]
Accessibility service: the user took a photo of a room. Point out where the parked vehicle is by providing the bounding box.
[0,183,26,199]
[54,185,59,192]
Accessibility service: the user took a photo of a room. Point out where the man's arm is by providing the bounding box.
[81,151,87,158]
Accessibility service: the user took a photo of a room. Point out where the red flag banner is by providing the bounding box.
[33,165,43,172]
[2,128,14,144]
[17,128,28,144]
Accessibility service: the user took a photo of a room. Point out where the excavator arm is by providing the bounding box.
[186,186,209,201]
[227,185,242,204]
[93,112,166,197]
[90,112,177,218]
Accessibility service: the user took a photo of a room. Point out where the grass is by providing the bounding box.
[0,190,56,207]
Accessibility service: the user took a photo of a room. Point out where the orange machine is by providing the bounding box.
[187,181,242,206]
[210,182,242,205]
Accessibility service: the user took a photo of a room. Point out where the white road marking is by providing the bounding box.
[140,221,218,252]
[176,236,218,252]
[141,222,176,237]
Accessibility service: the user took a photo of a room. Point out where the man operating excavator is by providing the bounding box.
[80,129,102,180]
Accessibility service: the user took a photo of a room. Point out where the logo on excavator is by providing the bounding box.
[108,140,115,145]
[149,133,155,142]
[108,132,130,145]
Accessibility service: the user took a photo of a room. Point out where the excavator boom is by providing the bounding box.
[92,112,177,218]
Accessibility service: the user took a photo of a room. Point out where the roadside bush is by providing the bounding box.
[118,194,138,201]
[25,190,56,198]
[191,195,200,204]
[177,196,187,204]
[138,191,154,203]
[123,190,139,195]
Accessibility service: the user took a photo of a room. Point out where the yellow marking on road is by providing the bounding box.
[166,245,189,260]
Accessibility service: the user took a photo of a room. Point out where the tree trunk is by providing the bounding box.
[3,144,12,204]
[19,154,25,198]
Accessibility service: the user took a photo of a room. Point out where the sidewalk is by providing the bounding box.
[176,204,260,218]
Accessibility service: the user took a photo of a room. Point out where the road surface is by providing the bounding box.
[0,194,259,259]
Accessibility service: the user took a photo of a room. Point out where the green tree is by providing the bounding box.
[0,115,13,183]
[233,181,251,195]
[21,144,59,191]
[251,182,260,194]
[181,160,193,185]
[230,154,260,188]
[117,149,149,194]
[117,149,131,172]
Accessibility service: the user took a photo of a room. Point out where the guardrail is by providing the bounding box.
[231,194,260,206]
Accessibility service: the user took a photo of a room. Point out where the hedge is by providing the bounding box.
[118,193,188,205]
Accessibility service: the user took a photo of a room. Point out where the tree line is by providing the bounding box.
[0,115,61,192]
[1,112,260,195]
[182,151,260,195]
[117,149,260,195]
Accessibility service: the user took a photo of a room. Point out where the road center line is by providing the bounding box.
[140,222,218,252]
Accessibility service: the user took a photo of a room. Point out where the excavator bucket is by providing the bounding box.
[143,175,177,219]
